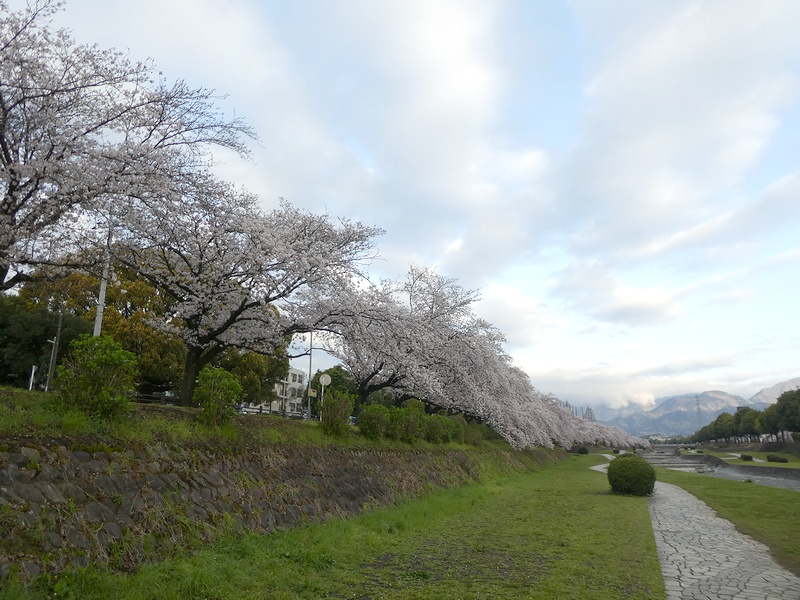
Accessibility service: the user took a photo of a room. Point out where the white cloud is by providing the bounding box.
[477,283,564,347]
[560,0,800,259]
[551,260,682,325]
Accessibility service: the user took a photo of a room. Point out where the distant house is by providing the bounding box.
[270,367,307,417]
[237,367,307,418]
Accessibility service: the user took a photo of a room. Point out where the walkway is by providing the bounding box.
[594,455,800,599]
[649,481,800,599]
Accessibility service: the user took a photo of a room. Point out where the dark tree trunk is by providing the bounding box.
[179,344,227,405]
[180,345,204,405]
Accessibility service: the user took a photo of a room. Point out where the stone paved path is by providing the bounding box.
[648,481,800,599]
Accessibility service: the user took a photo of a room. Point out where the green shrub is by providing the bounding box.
[402,407,426,442]
[357,404,390,439]
[607,455,656,496]
[193,366,241,427]
[383,407,421,442]
[402,398,426,413]
[321,390,354,437]
[447,414,467,444]
[577,446,589,454]
[55,335,138,420]
[423,414,451,443]
[384,406,404,441]
[767,454,789,463]
[464,422,491,445]
[740,454,754,461]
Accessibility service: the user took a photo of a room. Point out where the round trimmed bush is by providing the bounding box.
[577,446,589,454]
[740,454,753,461]
[607,454,656,496]
[767,454,789,463]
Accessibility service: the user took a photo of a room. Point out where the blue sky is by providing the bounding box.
[26,0,800,410]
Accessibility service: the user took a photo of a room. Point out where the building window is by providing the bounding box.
[291,373,297,382]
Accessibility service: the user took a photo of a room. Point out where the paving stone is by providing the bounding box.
[648,481,800,599]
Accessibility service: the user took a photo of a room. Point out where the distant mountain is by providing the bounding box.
[747,377,800,404]
[592,403,650,422]
[645,390,745,418]
[598,388,774,438]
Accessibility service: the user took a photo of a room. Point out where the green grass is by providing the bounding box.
[735,451,800,467]
[1,455,664,600]
[656,468,800,575]
[0,387,501,453]
[681,449,800,468]
[0,387,378,449]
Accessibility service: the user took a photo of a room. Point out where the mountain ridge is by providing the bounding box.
[596,377,799,437]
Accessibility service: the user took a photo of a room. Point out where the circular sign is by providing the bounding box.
[319,374,332,386]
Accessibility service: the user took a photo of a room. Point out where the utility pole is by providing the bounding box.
[45,312,63,392]
[306,331,313,419]
[695,394,702,432]
[93,224,113,336]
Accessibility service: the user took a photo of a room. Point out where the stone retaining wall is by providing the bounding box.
[0,441,547,580]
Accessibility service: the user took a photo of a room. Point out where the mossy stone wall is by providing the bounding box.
[0,441,554,579]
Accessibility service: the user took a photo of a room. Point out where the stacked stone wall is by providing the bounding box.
[0,441,545,579]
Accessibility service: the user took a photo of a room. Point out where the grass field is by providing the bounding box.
[1,455,665,600]
[656,468,800,576]
[680,449,800,468]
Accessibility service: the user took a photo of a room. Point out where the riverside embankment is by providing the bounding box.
[0,420,564,581]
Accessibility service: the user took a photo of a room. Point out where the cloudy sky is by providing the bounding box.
[24,0,800,411]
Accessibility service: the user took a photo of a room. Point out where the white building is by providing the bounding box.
[236,367,307,418]
[270,367,307,417]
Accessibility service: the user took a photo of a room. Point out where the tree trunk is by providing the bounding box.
[180,345,204,405]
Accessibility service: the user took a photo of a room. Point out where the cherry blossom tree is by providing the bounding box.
[112,176,381,401]
[323,266,645,448]
[318,267,468,406]
[323,266,513,418]
[0,0,253,289]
